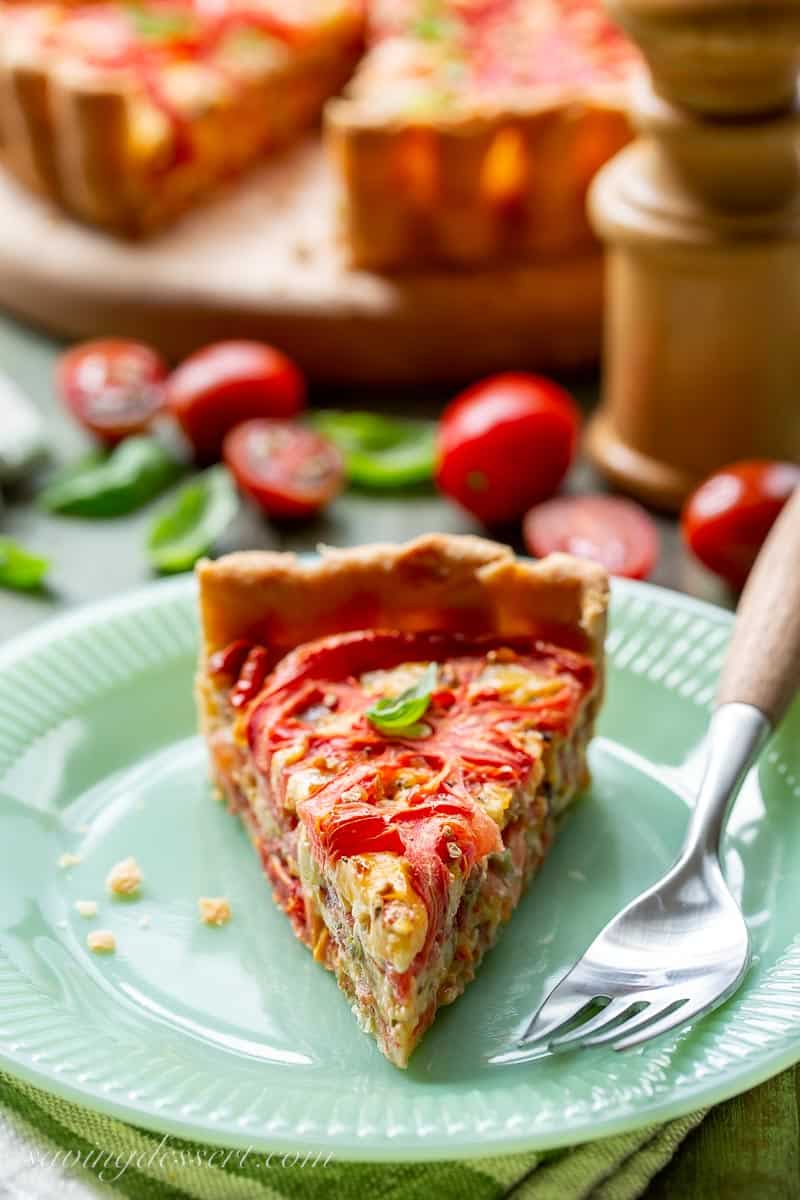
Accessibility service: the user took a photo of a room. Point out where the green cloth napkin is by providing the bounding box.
[0,1070,705,1200]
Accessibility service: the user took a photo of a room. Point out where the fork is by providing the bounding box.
[520,487,800,1053]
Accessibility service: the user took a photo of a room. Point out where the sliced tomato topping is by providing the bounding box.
[392,797,501,870]
[207,637,254,680]
[230,646,270,709]
[259,628,591,698]
[320,807,405,862]
[209,625,595,961]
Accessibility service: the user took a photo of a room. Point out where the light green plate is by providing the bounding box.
[1,576,799,1161]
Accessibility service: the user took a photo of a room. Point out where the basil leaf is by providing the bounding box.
[366,662,437,734]
[146,465,239,574]
[309,411,436,490]
[39,437,184,517]
[0,537,49,591]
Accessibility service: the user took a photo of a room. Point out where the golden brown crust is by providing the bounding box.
[326,64,633,270]
[196,533,608,670]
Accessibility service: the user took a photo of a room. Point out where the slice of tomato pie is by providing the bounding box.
[196,534,608,1066]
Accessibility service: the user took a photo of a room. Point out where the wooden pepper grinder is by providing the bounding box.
[586,0,800,511]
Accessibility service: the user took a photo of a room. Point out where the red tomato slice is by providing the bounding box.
[436,372,580,525]
[682,460,800,590]
[56,338,167,445]
[166,340,306,462]
[223,419,343,519]
[524,494,660,579]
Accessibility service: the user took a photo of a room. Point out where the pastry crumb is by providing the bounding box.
[198,897,232,927]
[58,852,81,869]
[138,914,151,929]
[106,856,143,897]
[87,929,116,954]
[75,900,98,919]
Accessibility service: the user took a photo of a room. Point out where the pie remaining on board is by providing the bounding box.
[328,0,639,268]
[196,534,608,1066]
[0,0,362,234]
[0,0,638,260]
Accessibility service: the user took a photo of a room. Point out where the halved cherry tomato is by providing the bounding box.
[682,460,800,590]
[223,419,343,519]
[166,340,306,462]
[436,373,580,525]
[56,338,167,445]
[524,494,660,579]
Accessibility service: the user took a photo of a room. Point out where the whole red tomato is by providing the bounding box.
[682,459,800,589]
[436,373,580,525]
[56,338,167,445]
[166,340,306,462]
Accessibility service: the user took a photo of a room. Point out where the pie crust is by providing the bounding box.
[197,531,607,678]
[0,1,362,234]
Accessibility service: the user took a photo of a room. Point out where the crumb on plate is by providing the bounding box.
[106,856,143,897]
[138,914,151,929]
[198,897,232,927]
[58,852,81,869]
[87,929,116,954]
[75,900,98,918]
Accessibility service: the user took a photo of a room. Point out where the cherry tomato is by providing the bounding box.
[56,338,167,445]
[223,419,344,519]
[524,494,660,579]
[166,340,306,462]
[682,460,800,589]
[435,373,580,525]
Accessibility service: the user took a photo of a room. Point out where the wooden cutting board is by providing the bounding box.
[0,138,603,384]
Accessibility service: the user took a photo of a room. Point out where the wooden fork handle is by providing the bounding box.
[717,486,800,726]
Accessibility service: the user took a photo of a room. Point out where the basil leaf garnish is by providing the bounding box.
[366,662,437,735]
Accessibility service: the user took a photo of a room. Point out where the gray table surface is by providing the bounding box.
[0,311,731,644]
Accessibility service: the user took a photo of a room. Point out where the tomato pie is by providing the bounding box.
[0,0,637,258]
[327,0,639,268]
[0,0,362,234]
[196,534,608,1066]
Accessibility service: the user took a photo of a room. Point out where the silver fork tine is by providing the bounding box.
[612,998,703,1051]
[518,979,592,1045]
[582,1001,669,1048]
[548,998,633,1049]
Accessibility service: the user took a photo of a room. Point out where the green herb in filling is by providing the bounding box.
[126,4,198,42]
